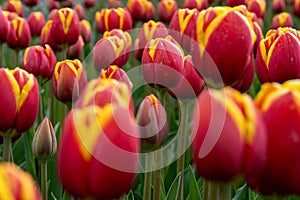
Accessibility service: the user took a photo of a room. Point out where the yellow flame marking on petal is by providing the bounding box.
[73,105,112,161]
[147,93,160,113]
[104,8,124,31]
[123,31,132,48]
[33,12,42,21]
[44,44,51,58]
[4,69,20,112]
[80,79,98,106]
[58,8,74,34]
[109,36,125,57]
[178,9,197,34]
[54,59,83,80]
[163,0,175,15]
[0,166,15,200]
[144,20,159,41]
[95,11,102,23]
[81,19,91,32]
[23,47,30,67]
[10,0,22,15]
[17,17,24,38]
[101,65,118,80]
[277,12,289,26]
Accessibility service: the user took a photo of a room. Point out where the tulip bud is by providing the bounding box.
[6,0,23,17]
[40,20,61,51]
[95,8,132,33]
[22,44,56,80]
[183,0,208,11]
[23,0,39,7]
[246,0,266,19]
[0,8,9,43]
[272,0,285,12]
[169,55,205,99]
[32,117,57,161]
[0,68,39,133]
[158,0,178,22]
[75,4,86,20]
[48,0,60,11]
[270,12,293,29]
[52,59,87,102]
[248,80,300,195]
[145,1,155,21]
[84,0,95,8]
[80,19,91,44]
[67,36,84,59]
[27,12,45,36]
[127,0,155,21]
[293,0,300,17]
[192,87,267,181]
[142,36,184,88]
[192,6,256,87]
[50,7,80,47]
[256,27,300,84]
[137,94,168,149]
[0,163,42,200]
[226,0,246,6]
[169,8,199,51]
[100,65,133,90]
[6,17,31,49]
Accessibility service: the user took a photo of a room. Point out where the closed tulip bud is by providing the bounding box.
[67,36,84,59]
[0,8,9,43]
[95,8,132,33]
[169,8,199,50]
[40,20,61,51]
[256,27,300,83]
[27,12,45,36]
[22,44,56,80]
[32,117,57,161]
[138,20,168,53]
[52,59,87,102]
[6,0,23,17]
[23,0,39,7]
[0,67,39,133]
[183,0,208,11]
[270,12,293,29]
[170,55,205,99]
[100,65,133,90]
[48,0,60,11]
[246,0,266,19]
[127,0,153,21]
[6,17,31,49]
[145,1,155,21]
[0,163,42,200]
[94,35,127,71]
[50,8,80,47]
[137,94,168,149]
[142,36,184,88]
[272,0,285,12]
[192,6,256,87]
[80,19,91,44]
[158,0,178,22]
[75,4,85,20]
[107,0,122,8]
[84,0,95,8]
[248,80,300,195]
[58,79,139,199]
[192,87,267,181]
[293,0,300,17]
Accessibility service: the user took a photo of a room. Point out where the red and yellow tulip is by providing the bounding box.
[27,11,45,36]
[183,0,208,11]
[6,17,31,49]
[127,0,155,21]
[0,8,9,43]
[6,0,23,17]
[158,0,178,22]
[270,12,293,29]
[80,19,91,44]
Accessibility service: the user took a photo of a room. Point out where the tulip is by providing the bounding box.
[3,10,18,21]
[272,0,285,12]
[75,4,86,20]
[256,27,300,84]
[40,20,61,51]
[52,59,87,102]
[48,0,60,11]
[192,87,267,181]
[95,8,132,33]
[0,67,39,133]
[142,36,184,89]
[169,8,199,51]
[248,80,300,195]
[23,0,39,7]
[22,44,56,80]
[246,0,266,19]
[100,65,133,90]
[27,12,45,36]
[50,7,80,47]
[134,38,143,60]
[0,8,8,43]
[0,163,42,200]
[127,0,155,21]
[183,0,208,11]
[58,78,139,199]
[83,0,95,8]
[169,55,205,99]
[137,94,168,148]
[6,17,31,49]
[158,0,178,22]
[192,6,256,87]
[6,0,23,17]
[107,0,122,8]
[293,0,300,17]
[145,1,155,21]
[67,36,84,59]
[226,0,246,6]
[270,12,293,29]
[80,19,92,44]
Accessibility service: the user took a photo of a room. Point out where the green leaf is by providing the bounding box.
[232,184,249,200]
[165,173,181,200]
[23,130,38,181]
[127,190,135,200]
[161,174,166,200]
[188,165,201,200]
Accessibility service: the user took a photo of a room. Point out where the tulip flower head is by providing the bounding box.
[0,8,9,43]
[80,19,91,44]
[183,0,208,11]
[246,0,266,19]
[270,12,293,29]
[272,0,285,13]
[6,0,23,17]
[158,0,178,22]
[6,16,31,49]
[27,12,45,36]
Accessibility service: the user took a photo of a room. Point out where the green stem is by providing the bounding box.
[38,91,44,124]
[208,181,220,200]
[143,155,152,200]
[41,161,48,200]
[219,183,231,200]
[59,46,67,61]
[203,179,209,200]
[177,100,189,200]
[153,149,162,200]
[3,135,12,162]
[15,49,20,67]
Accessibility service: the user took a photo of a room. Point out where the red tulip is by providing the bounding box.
[226,0,246,7]
[6,17,31,49]
[80,19,91,44]
[23,0,39,7]
[27,12,45,36]
[183,0,208,11]
[100,65,133,90]
[6,0,23,17]
[67,36,84,59]
[83,0,95,8]
[246,0,266,19]
[272,0,285,12]
[270,12,293,29]
[0,8,9,43]
[293,0,300,17]
[127,0,155,21]
[158,0,178,22]
[40,20,61,51]
[75,4,86,20]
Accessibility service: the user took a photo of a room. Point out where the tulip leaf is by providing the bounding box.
[232,184,250,200]
[165,172,181,200]
[23,130,38,182]
[127,190,135,200]
[161,174,166,200]
[188,165,201,200]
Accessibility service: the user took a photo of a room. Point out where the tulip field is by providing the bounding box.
[1,0,300,199]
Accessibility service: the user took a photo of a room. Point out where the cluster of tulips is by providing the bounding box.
[0,0,300,199]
